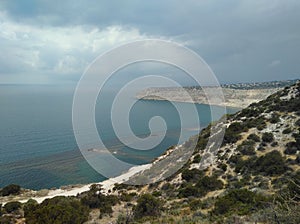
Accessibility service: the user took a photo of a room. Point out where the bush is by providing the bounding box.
[284,141,300,155]
[81,188,119,210]
[283,128,292,134]
[269,113,280,123]
[222,122,247,145]
[25,196,89,224]
[192,154,201,163]
[196,175,223,192]
[0,184,21,196]
[218,163,227,172]
[237,140,256,155]
[238,108,261,118]
[213,189,270,216]
[244,117,267,130]
[254,150,287,176]
[23,199,38,217]
[271,141,278,147]
[3,201,21,213]
[181,168,204,183]
[247,133,260,142]
[133,194,163,219]
[262,132,274,143]
[196,136,208,152]
[119,192,136,202]
[188,199,203,211]
[178,184,202,198]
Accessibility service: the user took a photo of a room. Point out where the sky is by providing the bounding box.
[0,0,299,85]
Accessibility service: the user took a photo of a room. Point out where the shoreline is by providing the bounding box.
[1,164,152,205]
[138,98,243,110]
[136,87,280,109]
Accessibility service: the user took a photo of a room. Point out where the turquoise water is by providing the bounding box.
[0,85,238,189]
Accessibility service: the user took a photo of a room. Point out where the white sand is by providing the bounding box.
[17,164,152,204]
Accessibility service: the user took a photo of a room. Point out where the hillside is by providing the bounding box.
[1,82,300,224]
[117,81,300,223]
[136,80,299,108]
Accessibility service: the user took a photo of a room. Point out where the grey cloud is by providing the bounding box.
[0,0,299,84]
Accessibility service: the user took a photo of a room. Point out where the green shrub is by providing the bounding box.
[269,113,280,123]
[196,136,208,152]
[213,189,270,216]
[133,194,163,219]
[238,108,261,118]
[237,140,256,155]
[271,141,278,147]
[244,117,267,130]
[189,199,203,211]
[25,196,89,224]
[81,188,119,210]
[254,150,287,176]
[247,133,260,142]
[192,154,201,163]
[178,184,202,198]
[262,132,274,143]
[283,128,292,134]
[3,201,21,213]
[119,192,136,202]
[23,199,38,217]
[0,184,21,196]
[99,204,113,218]
[181,168,204,183]
[218,163,227,172]
[222,122,247,145]
[196,175,223,192]
[284,141,299,155]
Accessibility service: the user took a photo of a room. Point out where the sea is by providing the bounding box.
[0,84,238,190]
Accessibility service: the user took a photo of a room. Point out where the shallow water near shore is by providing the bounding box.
[0,85,238,190]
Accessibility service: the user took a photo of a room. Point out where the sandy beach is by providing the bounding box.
[2,164,152,205]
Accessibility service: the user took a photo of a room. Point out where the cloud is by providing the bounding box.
[0,1,299,84]
[0,11,148,83]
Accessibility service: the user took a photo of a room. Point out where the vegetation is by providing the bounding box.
[0,184,21,196]
[285,141,300,155]
[81,184,119,218]
[269,113,280,123]
[213,189,270,216]
[1,82,300,223]
[181,168,204,183]
[262,132,274,143]
[3,201,21,213]
[179,175,223,198]
[222,122,246,145]
[254,150,287,176]
[192,154,201,163]
[25,196,89,224]
[247,133,260,142]
[237,140,256,155]
[133,194,163,220]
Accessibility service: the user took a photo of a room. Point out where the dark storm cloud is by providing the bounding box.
[0,0,299,84]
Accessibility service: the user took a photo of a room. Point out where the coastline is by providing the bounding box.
[1,164,152,205]
[136,87,280,109]
[138,98,243,111]
[0,86,283,205]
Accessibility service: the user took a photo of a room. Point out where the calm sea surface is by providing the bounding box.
[0,85,238,189]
